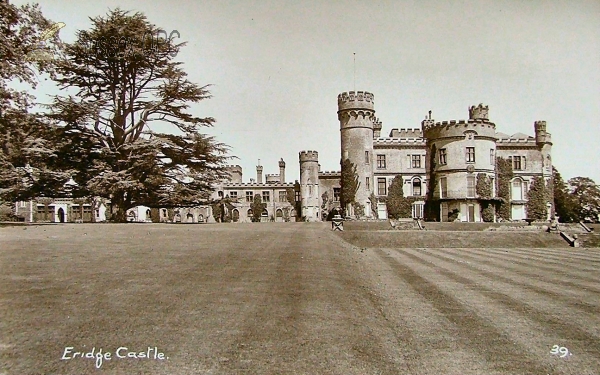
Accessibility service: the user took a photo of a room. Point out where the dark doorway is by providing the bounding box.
[57,208,65,223]
[468,205,475,222]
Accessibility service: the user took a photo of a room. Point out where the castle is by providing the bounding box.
[13,90,554,224]
[297,91,554,222]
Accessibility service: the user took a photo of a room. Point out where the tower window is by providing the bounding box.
[333,187,341,202]
[376,154,386,169]
[295,191,300,202]
[440,177,448,198]
[467,176,476,198]
[378,178,387,196]
[490,149,495,165]
[439,149,447,165]
[411,155,421,168]
[365,151,370,164]
[466,147,475,163]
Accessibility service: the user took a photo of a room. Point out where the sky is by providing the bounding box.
[13,0,600,184]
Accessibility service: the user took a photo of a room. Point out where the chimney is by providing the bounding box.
[256,159,263,184]
[278,158,286,183]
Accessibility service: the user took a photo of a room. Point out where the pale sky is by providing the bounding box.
[13,0,600,184]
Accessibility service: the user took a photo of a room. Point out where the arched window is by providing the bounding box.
[276,209,283,218]
[247,209,253,217]
[412,178,422,196]
[262,209,268,217]
[218,191,224,198]
[232,209,239,222]
[146,209,151,220]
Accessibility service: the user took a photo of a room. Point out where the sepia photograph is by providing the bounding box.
[1,0,599,374]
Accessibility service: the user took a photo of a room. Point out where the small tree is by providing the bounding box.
[568,176,600,222]
[340,158,359,216]
[250,194,265,222]
[386,175,412,219]
[553,167,578,222]
[496,156,513,221]
[526,176,547,221]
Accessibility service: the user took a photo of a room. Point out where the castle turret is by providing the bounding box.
[469,103,489,120]
[224,165,243,184]
[279,158,286,183]
[338,91,375,217]
[534,120,551,145]
[373,118,382,138]
[299,150,320,221]
[256,162,263,184]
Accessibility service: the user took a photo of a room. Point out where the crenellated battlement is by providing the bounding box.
[225,165,242,170]
[388,128,422,138]
[422,119,497,139]
[299,150,319,162]
[469,103,489,120]
[338,91,375,111]
[318,171,341,177]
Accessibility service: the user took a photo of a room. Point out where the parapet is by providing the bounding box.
[389,128,423,138]
[299,150,319,162]
[224,164,242,172]
[338,91,375,111]
[469,103,489,120]
[318,170,341,177]
[422,119,497,139]
[278,158,286,168]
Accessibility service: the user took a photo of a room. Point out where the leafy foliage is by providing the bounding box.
[476,173,493,199]
[250,194,265,222]
[340,158,359,215]
[386,175,414,219]
[496,156,513,221]
[46,9,230,221]
[552,167,578,222]
[424,144,438,221]
[481,203,495,222]
[370,192,378,219]
[568,176,600,223]
[526,176,548,221]
[0,2,72,202]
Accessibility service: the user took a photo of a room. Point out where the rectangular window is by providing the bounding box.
[439,148,447,165]
[83,206,92,214]
[411,155,421,168]
[365,151,369,164]
[490,149,495,165]
[366,177,370,190]
[513,156,522,170]
[278,191,286,203]
[229,191,238,199]
[333,187,341,202]
[467,176,476,198]
[523,181,528,199]
[466,147,475,163]
[262,191,270,202]
[376,154,386,169]
[295,191,300,202]
[377,178,387,196]
[440,177,448,198]
[246,191,253,202]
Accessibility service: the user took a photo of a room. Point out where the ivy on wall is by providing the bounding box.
[424,144,439,221]
[386,175,417,219]
[476,173,493,199]
[496,156,513,221]
[340,158,360,217]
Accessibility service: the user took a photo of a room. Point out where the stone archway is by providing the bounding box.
[187,213,194,223]
[57,208,65,223]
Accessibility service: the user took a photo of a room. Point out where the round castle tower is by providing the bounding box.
[299,151,320,221]
[338,91,375,216]
[421,104,497,222]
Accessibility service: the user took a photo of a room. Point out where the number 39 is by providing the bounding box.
[550,345,570,358]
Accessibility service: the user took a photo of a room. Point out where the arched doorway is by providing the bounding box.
[261,209,269,222]
[128,211,136,222]
[187,213,194,223]
[232,209,239,222]
[57,208,65,223]
[276,209,283,222]
[198,214,204,223]
[146,209,151,221]
[247,209,253,222]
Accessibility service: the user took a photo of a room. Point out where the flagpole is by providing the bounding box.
[353,53,356,92]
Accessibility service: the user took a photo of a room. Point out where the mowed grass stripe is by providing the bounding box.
[418,248,600,316]
[480,247,600,273]
[436,248,600,295]
[372,248,552,374]
[463,248,600,285]
[515,246,600,259]
[343,246,505,375]
[500,247,600,264]
[391,248,600,370]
